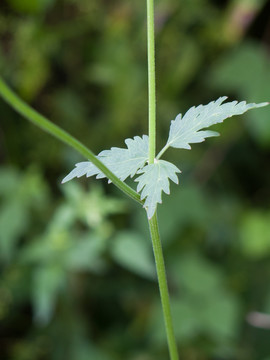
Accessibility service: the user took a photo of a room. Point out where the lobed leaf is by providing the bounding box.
[62,135,149,184]
[135,160,181,219]
[166,97,268,150]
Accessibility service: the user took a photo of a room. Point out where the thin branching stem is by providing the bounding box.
[147,0,156,164]
[146,1,179,359]
[0,77,142,205]
[156,143,170,160]
[149,213,179,360]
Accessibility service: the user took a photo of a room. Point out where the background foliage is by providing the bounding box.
[1,0,270,359]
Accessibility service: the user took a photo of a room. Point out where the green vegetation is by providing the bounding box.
[1,1,270,359]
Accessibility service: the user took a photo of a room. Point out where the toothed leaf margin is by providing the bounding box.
[166,97,268,150]
[62,135,149,184]
[135,160,181,219]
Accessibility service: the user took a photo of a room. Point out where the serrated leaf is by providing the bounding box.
[62,135,149,183]
[135,160,181,219]
[166,96,268,150]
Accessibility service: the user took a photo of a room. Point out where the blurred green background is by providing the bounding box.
[1,0,270,359]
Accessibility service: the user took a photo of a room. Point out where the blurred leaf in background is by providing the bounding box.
[210,42,270,146]
[239,210,270,259]
[111,231,155,280]
[0,167,49,262]
[7,0,54,14]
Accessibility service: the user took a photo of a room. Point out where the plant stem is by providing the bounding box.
[146,1,179,359]
[147,0,156,164]
[149,213,179,360]
[0,77,142,205]
[156,143,170,160]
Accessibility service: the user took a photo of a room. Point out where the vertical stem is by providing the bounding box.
[149,213,179,360]
[146,1,179,358]
[147,0,156,164]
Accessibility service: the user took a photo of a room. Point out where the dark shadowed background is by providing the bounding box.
[1,0,270,359]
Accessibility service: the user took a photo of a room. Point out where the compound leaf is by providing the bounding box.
[135,160,181,219]
[62,135,149,183]
[166,96,268,150]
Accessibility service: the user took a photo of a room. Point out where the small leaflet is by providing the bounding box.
[166,97,268,150]
[62,135,149,183]
[135,160,181,219]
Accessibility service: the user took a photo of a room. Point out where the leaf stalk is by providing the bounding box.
[156,143,170,159]
[0,77,142,205]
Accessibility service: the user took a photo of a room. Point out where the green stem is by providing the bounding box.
[149,213,179,360]
[146,1,179,359]
[0,77,142,205]
[147,0,156,164]
[156,143,170,160]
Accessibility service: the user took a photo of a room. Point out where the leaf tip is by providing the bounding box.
[259,102,269,107]
[61,176,70,184]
